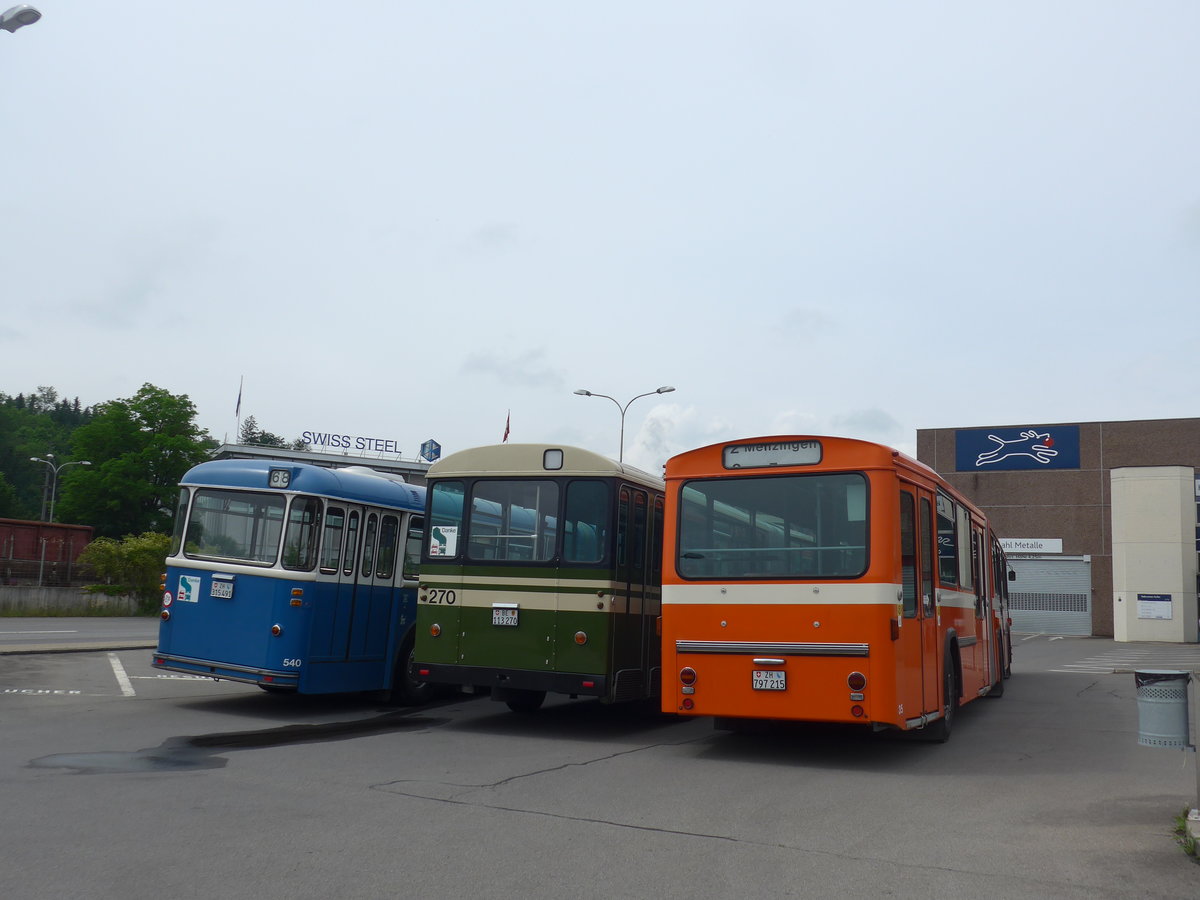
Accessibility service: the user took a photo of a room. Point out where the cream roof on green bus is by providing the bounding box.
[428,443,663,490]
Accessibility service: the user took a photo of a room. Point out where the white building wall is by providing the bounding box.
[1111,466,1198,643]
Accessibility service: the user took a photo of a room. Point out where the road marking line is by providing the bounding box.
[0,630,79,635]
[108,653,136,697]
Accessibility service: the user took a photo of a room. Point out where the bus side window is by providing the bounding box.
[972,531,985,616]
[936,495,958,586]
[920,497,935,616]
[320,506,345,574]
[563,481,608,564]
[282,496,322,571]
[632,490,647,575]
[343,511,360,577]
[651,495,664,586]
[375,515,399,579]
[404,516,424,579]
[900,491,918,618]
[957,505,973,590]
[361,513,378,577]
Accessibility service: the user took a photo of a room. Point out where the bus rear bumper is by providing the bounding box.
[416,663,608,698]
[151,652,299,690]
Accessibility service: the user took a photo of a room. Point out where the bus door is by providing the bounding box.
[330,508,363,659]
[346,510,389,660]
[613,486,651,697]
[898,487,941,719]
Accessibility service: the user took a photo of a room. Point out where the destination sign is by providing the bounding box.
[722,440,822,469]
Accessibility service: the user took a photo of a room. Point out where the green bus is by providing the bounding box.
[414,444,665,712]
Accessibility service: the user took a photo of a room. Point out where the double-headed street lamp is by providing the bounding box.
[573,385,675,463]
[1,5,42,33]
[30,454,91,522]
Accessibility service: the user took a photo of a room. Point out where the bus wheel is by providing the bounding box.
[924,659,958,743]
[391,641,433,706]
[504,689,546,713]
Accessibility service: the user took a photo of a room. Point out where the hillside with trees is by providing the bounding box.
[0,384,216,538]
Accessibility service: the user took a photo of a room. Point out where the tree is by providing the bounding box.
[238,413,287,448]
[56,384,217,538]
[79,532,172,608]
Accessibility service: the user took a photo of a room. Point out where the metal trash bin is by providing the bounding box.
[1135,670,1192,748]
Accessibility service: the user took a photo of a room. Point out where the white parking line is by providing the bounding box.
[108,653,136,697]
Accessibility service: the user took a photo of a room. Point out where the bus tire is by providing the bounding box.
[391,639,432,706]
[504,689,546,713]
[924,656,958,743]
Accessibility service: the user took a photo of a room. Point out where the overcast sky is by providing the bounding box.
[4,3,1197,472]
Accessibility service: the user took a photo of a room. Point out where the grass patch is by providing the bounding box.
[1174,809,1198,860]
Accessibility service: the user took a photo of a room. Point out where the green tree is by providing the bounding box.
[79,532,172,607]
[57,384,217,538]
[239,414,287,448]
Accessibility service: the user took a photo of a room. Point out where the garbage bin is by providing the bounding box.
[1134,670,1192,748]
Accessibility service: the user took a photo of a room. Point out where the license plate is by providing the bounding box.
[492,607,518,626]
[752,670,786,690]
[210,580,233,599]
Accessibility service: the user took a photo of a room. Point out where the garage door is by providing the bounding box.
[1008,556,1092,635]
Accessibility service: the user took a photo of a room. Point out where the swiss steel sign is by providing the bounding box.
[954,425,1080,472]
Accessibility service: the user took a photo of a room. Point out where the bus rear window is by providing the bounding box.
[677,473,868,580]
[185,489,285,565]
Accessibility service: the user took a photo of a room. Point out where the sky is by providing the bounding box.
[3,3,1198,474]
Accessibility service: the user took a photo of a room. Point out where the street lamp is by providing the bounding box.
[573,385,675,463]
[1,5,42,33]
[30,455,92,522]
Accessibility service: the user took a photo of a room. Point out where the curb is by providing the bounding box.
[0,642,157,656]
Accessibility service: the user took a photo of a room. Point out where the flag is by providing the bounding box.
[503,411,510,443]
[235,376,243,418]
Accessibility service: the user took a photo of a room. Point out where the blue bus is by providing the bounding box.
[154,458,430,702]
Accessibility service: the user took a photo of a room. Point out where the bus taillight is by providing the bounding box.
[679,667,697,686]
[429,623,442,637]
[160,609,170,621]
[847,672,867,691]
[681,697,695,710]
[270,624,283,636]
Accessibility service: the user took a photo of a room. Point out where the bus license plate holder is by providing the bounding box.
[752,670,786,691]
[492,605,518,627]
[210,580,234,599]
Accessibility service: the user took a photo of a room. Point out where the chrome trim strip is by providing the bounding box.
[752,658,786,665]
[675,640,869,657]
[958,636,978,648]
[152,653,293,682]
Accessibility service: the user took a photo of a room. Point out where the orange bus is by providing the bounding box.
[660,435,1011,741]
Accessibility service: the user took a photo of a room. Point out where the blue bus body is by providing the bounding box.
[154,459,428,699]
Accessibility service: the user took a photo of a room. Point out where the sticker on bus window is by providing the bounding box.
[723,441,821,469]
[177,575,200,603]
[429,525,459,557]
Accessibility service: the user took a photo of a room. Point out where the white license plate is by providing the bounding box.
[492,608,518,626]
[210,581,233,599]
[752,670,786,691]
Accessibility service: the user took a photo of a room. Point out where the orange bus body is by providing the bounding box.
[661,436,1010,739]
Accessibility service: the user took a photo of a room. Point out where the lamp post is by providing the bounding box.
[1,5,42,33]
[573,386,675,463]
[30,455,91,522]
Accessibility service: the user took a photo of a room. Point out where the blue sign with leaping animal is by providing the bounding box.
[954,425,1080,471]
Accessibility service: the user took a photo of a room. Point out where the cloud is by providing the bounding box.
[458,222,520,255]
[780,306,837,336]
[829,408,905,439]
[459,347,565,389]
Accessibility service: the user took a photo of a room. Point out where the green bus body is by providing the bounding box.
[415,444,664,709]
